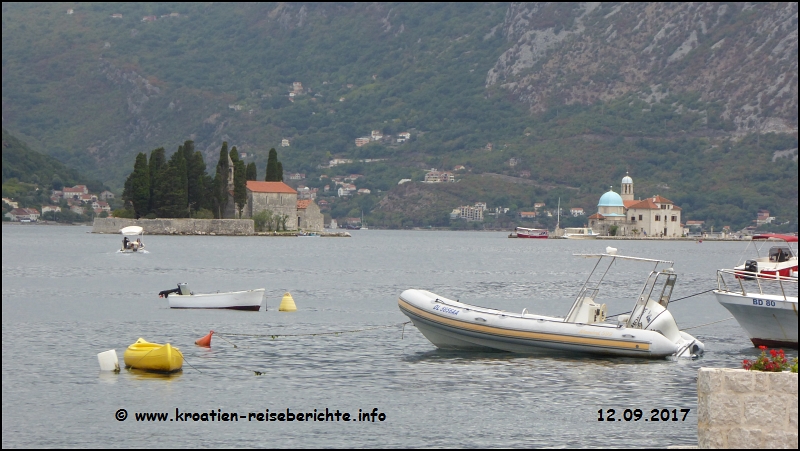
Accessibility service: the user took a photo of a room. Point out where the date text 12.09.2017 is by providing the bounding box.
[597,408,690,422]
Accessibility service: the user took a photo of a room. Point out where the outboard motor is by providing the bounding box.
[742,260,758,280]
[178,283,190,296]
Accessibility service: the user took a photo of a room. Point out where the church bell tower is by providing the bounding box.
[621,172,634,202]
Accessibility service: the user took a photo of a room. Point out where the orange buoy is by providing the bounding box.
[195,330,214,347]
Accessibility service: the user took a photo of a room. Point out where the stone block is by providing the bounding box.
[770,372,798,395]
[752,371,771,392]
[742,393,784,424]
[697,426,725,449]
[698,368,725,395]
[727,427,763,448]
[724,369,754,392]
[705,392,742,426]
[762,430,798,449]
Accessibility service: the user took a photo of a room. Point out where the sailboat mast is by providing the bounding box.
[557,198,560,230]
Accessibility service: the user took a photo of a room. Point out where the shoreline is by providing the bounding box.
[5,221,791,241]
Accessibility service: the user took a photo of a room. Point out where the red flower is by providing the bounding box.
[742,347,791,372]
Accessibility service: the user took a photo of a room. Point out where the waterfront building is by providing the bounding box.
[588,173,683,237]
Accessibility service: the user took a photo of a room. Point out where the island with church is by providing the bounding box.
[92,145,336,236]
[586,173,684,238]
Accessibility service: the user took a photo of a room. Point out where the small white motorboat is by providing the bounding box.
[118,226,148,253]
[713,234,798,349]
[160,283,265,311]
[399,251,703,359]
[562,227,600,239]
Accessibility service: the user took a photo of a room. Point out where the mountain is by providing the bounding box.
[487,3,798,133]
[2,128,104,193]
[1,2,797,230]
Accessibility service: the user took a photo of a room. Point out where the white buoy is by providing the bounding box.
[606,246,618,255]
[97,349,120,372]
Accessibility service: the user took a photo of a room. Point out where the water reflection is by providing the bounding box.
[125,367,184,381]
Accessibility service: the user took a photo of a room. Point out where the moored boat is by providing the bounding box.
[123,338,183,372]
[159,283,265,311]
[713,234,798,349]
[562,227,600,239]
[399,251,703,359]
[732,234,798,279]
[513,227,549,239]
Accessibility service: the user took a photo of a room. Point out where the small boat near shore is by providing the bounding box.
[118,226,148,253]
[562,227,600,239]
[713,234,798,349]
[123,338,183,372]
[399,251,703,359]
[159,283,265,311]
[510,227,549,239]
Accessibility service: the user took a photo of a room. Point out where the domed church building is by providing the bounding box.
[588,173,683,237]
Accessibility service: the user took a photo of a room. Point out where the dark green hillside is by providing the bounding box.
[2,128,104,192]
[2,2,518,185]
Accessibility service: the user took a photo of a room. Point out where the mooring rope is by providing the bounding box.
[215,322,412,341]
[680,316,734,331]
[606,288,716,319]
[182,355,203,373]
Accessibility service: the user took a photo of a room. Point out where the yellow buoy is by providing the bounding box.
[279,292,297,311]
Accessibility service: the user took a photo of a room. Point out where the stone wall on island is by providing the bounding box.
[697,368,797,449]
[92,218,254,235]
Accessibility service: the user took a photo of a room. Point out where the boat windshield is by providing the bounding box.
[769,246,795,262]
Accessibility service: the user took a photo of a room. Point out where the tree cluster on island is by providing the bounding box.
[121,141,283,219]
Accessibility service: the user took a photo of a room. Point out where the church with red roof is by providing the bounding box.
[587,173,684,237]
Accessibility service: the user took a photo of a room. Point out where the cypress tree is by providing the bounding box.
[182,140,206,215]
[212,142,230,218]
[148,147,167,215]
[123,152,150,219]
[158,149,188,217]
[233,159,247,218]
[246,162,257,181]
[276,161,283,182]
[265,148,278,181]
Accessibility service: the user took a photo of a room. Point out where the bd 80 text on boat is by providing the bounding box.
[398,250,703,359]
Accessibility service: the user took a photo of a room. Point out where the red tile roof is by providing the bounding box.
[296,199,312,210]
[246,181,296,194]
[627,198,659,210]
[588,213,605,219]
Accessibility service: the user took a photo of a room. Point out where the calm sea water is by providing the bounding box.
[2,224,796,448]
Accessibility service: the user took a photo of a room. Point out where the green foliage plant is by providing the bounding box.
[192,208,214,219]
[252,209,274,232]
